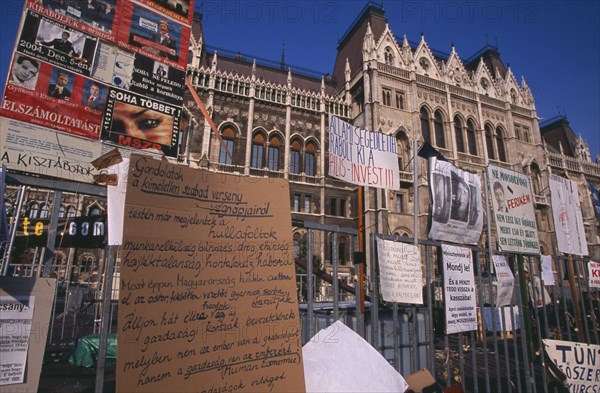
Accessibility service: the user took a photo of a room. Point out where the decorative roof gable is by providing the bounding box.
[413,35,441,79]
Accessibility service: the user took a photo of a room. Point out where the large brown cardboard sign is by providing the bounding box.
[117,155,306,392]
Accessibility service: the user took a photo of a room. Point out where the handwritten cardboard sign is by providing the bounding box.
[116,155,306,392]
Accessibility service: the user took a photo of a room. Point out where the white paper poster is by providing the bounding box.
[492,255,514,307]
[543,339,600,392]
[429,157,483,245]
[328,115,400,190]
[107,158,129,246]
[588,261,600,288]
[0,296,35,386]
[549,174,588,256]
[541,255,556,285]
[442,245,477,334]
[302,321,409,392]
[376,238,423,304]
[0,117,101,184]
[487,165,540,254]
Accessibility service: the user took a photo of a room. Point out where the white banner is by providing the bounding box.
[549,174,588,256]
[376,238,423,304]
[487,164,540,254]
[541,255,556,286]
[0,117,101,183]
[429,157,483,244]
[0,296,35,386]
[588,261,600,289]
[492,255,514,307]
[328,115,400,190]
[442,245,477,334]
[543,339,600,392]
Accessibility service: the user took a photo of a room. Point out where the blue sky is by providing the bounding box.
[1,0,599,159]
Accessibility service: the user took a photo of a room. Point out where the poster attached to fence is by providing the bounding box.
[541,255,555,285]
[428,157,483,245]
[543,339,600,392]
[442,245,477,334]
[487,164,540,254]
[588,261,600,288]
[328,115,400,190]
[549,174,588,256]
[376,238,423,304]
[492,255,514,307]
[116,155,306,392]
[0,296,35,386]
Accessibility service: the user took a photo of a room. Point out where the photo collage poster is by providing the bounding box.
[428,157,483,245]
[1,0,193,164]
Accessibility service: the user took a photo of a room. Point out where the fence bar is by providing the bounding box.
[95,245,117,393]
[307,229,315,339]
[332,232,339,320]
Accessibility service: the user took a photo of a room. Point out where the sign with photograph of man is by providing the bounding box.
[1,62,103,140]
[102,88,180,157]
[26,0,118,41]
[549,174,588,256]
[428,157,483,244]
[487,164,540,254]
[118,3,190,69]
[16,10,98,77]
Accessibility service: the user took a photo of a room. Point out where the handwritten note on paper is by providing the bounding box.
[375,238,423,304]
[116,155,306,392]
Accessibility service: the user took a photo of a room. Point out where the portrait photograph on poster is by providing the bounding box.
[428,157,483,245]
[17,10,99,77]
[7,55,40,90]
[118,3,190,69]
[26,0,118,41]
[102,88,180,157]
[1,62,103,140]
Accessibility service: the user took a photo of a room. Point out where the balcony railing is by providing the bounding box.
[547,152,600,178]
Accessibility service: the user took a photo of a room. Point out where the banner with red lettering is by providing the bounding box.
[588,261,600,288]
[328,115,400,190]
[487,164,540,254]
[1,57,103,140]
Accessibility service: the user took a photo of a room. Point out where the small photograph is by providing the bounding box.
[8,55,40,90]
[47,68,75,101]
[432,172,451,224]
[81,81,107,111]
[450,172,470,223]
[153,62,168,78]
